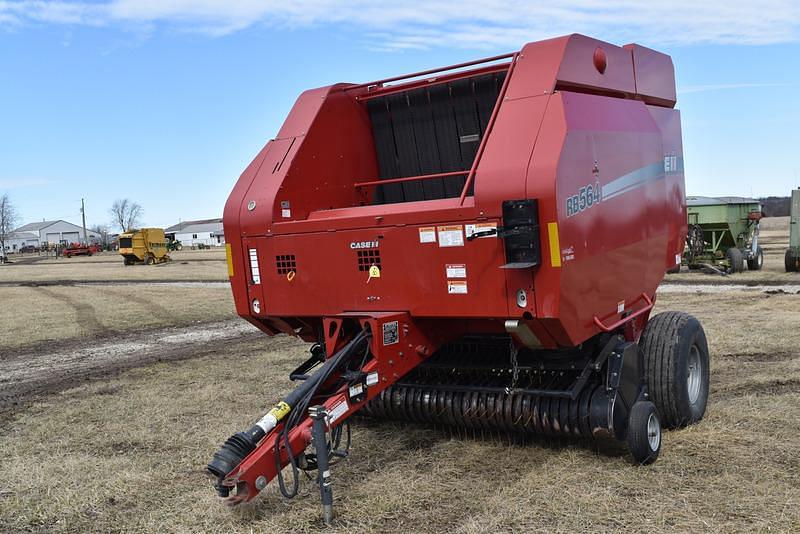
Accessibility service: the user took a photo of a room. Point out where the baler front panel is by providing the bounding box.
[244,221,528,319]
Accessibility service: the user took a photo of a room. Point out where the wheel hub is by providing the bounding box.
[647,412,661,451]
[687,345,702,405]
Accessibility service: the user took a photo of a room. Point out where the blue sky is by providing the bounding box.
[1,1,799,228]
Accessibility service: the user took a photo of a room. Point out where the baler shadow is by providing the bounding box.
[352,416,629,459]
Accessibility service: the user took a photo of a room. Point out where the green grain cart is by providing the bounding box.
[683,196,763,273]
[786,188,800,272]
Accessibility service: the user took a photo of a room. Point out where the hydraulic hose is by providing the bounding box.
[207,329,370,497]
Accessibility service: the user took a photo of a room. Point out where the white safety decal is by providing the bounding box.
[366,372,379,386]
[328,400,349,424]
[617,300,625,314]
[448,280,468,294]
[437,225,464,247]
[419,226,437,243]
[465,222,497,239]
[446,264,467,278]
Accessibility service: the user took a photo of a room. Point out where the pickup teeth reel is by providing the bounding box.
[361,338,610,439]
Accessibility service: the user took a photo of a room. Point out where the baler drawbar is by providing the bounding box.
[209,34,711,523]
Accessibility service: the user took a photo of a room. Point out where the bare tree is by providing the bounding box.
[0,194,20,262]
[109,199,143,232]
[90,224,110,247]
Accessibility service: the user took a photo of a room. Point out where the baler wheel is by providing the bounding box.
[144,254,155,265]
[640,311,710,429]
[786,249,798,272]
[747,246,764,271]
[725,248,743,273]
[627,401,661,465]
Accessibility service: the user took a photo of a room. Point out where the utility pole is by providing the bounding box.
[81,198,88,244]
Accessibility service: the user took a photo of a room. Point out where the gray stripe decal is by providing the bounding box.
[601,157,683,202]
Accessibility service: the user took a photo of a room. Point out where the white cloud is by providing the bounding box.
[0,178,54,189]
[1,0,799,49]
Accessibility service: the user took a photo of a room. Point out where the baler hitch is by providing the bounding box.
[207,330,370,499]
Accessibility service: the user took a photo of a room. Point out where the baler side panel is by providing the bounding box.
[528,91,670,346]
[473,94,550,317]
[274,89,379,219]
[238,86,334,239]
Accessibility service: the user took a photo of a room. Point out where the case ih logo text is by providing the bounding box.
[350,240,379,249]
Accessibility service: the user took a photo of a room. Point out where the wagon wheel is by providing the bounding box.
[144,254,155,265]
[746,246,763,271]
[726,247,744,273]
[786,249,798,272]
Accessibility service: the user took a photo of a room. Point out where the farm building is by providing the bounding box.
[165,218,224,247]
[3,231,40,252]
[9,220,101,250]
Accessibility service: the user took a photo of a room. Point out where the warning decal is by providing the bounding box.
[437,225,464,247]
[447,280,468,294]
[465,222,497,239]
[328,400,349,423]
[419,227,437,243]
[446,264,467,278]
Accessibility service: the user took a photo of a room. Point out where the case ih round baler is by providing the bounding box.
[209,34,710,520]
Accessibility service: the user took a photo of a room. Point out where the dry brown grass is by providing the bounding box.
[0,251,226,283]
[758,216,789,231]
[0,284,235,350]
[1,224,799,532]
[0,286,798,532]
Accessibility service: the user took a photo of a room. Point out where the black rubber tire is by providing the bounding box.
[786,249,798,272]
[627,401,661,465]
[726,248,744,273]
[746,246,764,271]
[639,311,710,428]
[144,255,155,265]
[666,264,680,274]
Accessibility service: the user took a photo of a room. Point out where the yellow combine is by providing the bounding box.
[118,228,170,265]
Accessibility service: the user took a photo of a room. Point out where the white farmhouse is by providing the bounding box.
[165,218,224,247]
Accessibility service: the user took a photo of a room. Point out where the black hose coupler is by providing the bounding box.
[207,426,265,496]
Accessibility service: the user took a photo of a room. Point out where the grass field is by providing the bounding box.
[0,220,798,532]
[0,249,227,283]
[0,284,233,350]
